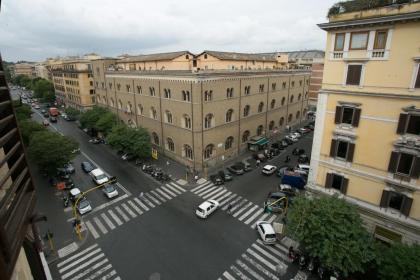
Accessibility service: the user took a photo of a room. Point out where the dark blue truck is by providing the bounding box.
[281,171,306,190]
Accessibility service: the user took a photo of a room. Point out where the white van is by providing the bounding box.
[90,168,109,185]
[256,221,277,244]
[295,164,310,175]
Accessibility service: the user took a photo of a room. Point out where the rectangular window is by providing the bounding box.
[330,139,355,162]
[336,141,348,159]
[374,30,387,50]
[388,192,404,211]
[407,115,420,135]
[331,174,343,191]
[346,64,363,86]
[334,105,361,127]
[334,33,345,51]
[397,153,414,175]
[350,32,369,50]
[341,107,354,124]
[415,66,420,89]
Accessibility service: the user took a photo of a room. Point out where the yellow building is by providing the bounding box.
[13,63,35,78]
[309,0,420,244]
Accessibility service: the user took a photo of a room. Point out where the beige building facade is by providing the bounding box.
[13,63,35,78]
[93,57,310,171]
[309,1,420,244]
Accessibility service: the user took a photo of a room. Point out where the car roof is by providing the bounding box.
[70,188,81,195]
[263,165,275,169]
[297,164,310,169]
[258,222,275,234]
[90,168,104,176]
[199,201,212,209]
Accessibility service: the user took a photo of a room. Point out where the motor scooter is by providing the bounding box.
[63,195,69,207]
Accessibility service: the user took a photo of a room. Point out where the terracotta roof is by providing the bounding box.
[200,50,280,62]
[121,51,192,62]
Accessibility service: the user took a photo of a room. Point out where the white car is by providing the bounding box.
[294,164,310,176]
[195,199,219,219]
[286,134,299,142]
[102,183,119,199]
[90,168,109,185]
[77,199,92,215]
[261,165,277,175]
[292,132,302,138]
[256,221,277,244]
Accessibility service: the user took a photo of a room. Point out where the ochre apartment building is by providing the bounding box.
[309,1,420,243]
[12,63,35,78]
[92,51,310,171]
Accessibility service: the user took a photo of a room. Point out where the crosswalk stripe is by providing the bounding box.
[273,243,289,255]
[190,181,211,192]
[266,215,277,224]
[61,253,105,279]
[241,253,279,280]
[252,244,283,265]
[202,187,223,199]
[165,184,181,195]
[114,277,121,280]
[69,259,109,280]
[101,213,115,230]
[99,269,117,279]
[134,197,150,211]
[94,217,108,235]
[155,188,172,200]
[238,205,259,221]
[58,248,101,273]
[209,189,227,200]
[108,209,123,226]
[115,206,130,222]
[160,185,177,197]
[223,271,236,280]
[197,185,217,196]
[145,193,161,205]
[244,209,263,225]
[233,201,252,217]
[84,263,112,280]
[236,259,265,280]
[221,195,240,209]
[246,248,276,271]
[194,183,214,195]
[57,244,98,268]
[230,265,251,280]
[128,200,143,215]
[122,203,137,218]
[141,196,155,208]
[85,221,100,239]
[169,182,186,192]
[149,191,164,203]
[252,213,270,228]
[256,240,290,263]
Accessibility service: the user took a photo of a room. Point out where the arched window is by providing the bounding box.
[257,125,264,136]
[258,102,264,113]
[298,94,302,101]
[288,113,293,123]
[243,105,250,117]
[226,88,234,99]
[152,132,159,145]
[204,113,213,129]
[281,97,286,106]
[242,130,250,143]
[137,86,142,94]
[296,111,301,119]
[290,95,294,103]
[165,110,173,123]
[137,104,143,115]
[225,136,234,150]
[183,114,191,129]
[118,99,123,109]
[149,87,155,96]
[204,90,213,102]
[279,117,284,127]
[127,102,133,113]
[164,89,171,99]
[225,109,234,123]
[182,90,191,102]
[269,121,275,131]
[270,99,276,109]
[117,83,121,91]
[126,85,131,92]
[166,138,175,152]
[305,91,308,99]
[109,83,113,89]
[204,144,214,159]
[183,144,193,159]
[97,95,102,103]
[150,107,157,119]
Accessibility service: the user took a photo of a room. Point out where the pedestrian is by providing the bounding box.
[139,192,144,199]
[227,203,233,214]
[256,159,260,167]
[194,175,199,182]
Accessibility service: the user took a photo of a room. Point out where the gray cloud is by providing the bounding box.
[0,0,336,62]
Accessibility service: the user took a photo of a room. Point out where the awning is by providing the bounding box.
[255,138,269,146]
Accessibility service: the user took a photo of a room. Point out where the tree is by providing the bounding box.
[107,124,151,158]
[377,242,420,280]
[28,130,79,175]
[33,79,54,100]
[14,103,33,121]
[95,111,117,136]
[79,106,107,129]
[18,120,46,145]
[42,91,56,103]
[64,107,80,119]
[286,195,375,276]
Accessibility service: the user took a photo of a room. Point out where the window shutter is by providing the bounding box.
[415,68,420,88]
[325,173,333,188]
[334,106,343,124]
[330,139,337,157]
[387,151,399,173]
[380,190,390,208]
[341,177,349,194]
[401,197,413,216]
[347,143,355,162]
[410,157,420,179]
[352,108,361,127]
[396,113,408,134]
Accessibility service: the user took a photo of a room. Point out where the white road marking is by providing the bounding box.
[238,205,259,221]
[252,244,283,265]
[85,221,99,239]
[101,213,116,230]
[169,182,186,192]
[57,244,98,268]
[93,217,108,235]
[229,199,248,213]
[193,183,214,195]
[134,197,150,211]
[69,259,109,280]
[57,242,78,259]
[160,185,177,197]
[145,192,161,205]
[61,253,105,279]
[155,188,172,200]
[90,194,129,214]
[256,239,290,263]
[190,181,211,192]
[115,206,130,222]
[246,248,276,271]
[252,213,270,228]
[122,203,137,218]
[222,271,237,280]
[108,209,123,226]
[165,184,181,195]
[197,185,217,196]
[230,265,251,280]
[150,190,166,203]
[241,253,279,280]
[245,209,264,225]
[236,259,265,280]
[233,202,253,218]
[202,187,223,199]
[128,200,143,215]
[58,248,102,273]
[141,195,156,208]
[98,269,117,279]
[215,192,233,205]
[221,195,240,209]
[209,189,227,201]
[267,215,277,224]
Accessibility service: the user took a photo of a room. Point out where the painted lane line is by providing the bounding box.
[273,243,289,255]
[236,259,265,280]
[69,259,109,280]
[101,213,116,230]
[169,182,186,192]
[150,190,166,203]
[238,205,259,221]
[141,195,156,208]
[134,197,150,211]
[61,253,105,280]
[121,203,137,218]
[90,194,129,215]
[98,269,117,280]
[220,195,240,209]
[193,183,214,195]
[256,239,290,263]
[209,189,227,201]
[58,248,102,273]
[230,199,248,214]
[145,192,161,205]
[93,217,108,235]
[222,271,237,280]
[202,187,223,200]
[267,214,277,224]
[190,181,211,192]
[115,206,130,222]
[160,185,177,197]
[155,188,172,200]
[241,253,279,280]
[252,244,284,266]
[57,242,78,259]
[232,202,253,218]
[246,248,276,271]
[128,200,143,215]
[107,209,123,226]
[230,265,251,280]
[252,213,270,228]
[244,209,264,225]
[216,192,234,206]
[196,186,217,197]
[57,244,98,268]
[165,184,181,195]
[84,221,100,239]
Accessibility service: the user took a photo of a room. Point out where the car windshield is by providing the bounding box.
[78,200,90,208]
[196,208,204,213]
[95,174,107,180]
[266,233,276,239]
[104,185,115,192]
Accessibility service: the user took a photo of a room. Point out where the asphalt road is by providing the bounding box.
[24,94,315,280]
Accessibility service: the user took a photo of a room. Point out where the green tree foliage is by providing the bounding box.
[79,106,108,129]
[107,124,151,159]
[13,102,33,121]
[18,120,46,145]
[33,79,55,101]
[377,243,420,280]
[64,107,81,119]
[28,130,79,175]
[95,111,117,136]
[286,195,375,276]
[13,75,32,89]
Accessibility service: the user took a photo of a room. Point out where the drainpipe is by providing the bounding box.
[237,79,241,156]
[201,81,204,173]
[158,81,164,156]
[191,81,195,172]
[265,77,269,138]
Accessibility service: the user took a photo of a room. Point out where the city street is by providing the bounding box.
[25,95,314,280]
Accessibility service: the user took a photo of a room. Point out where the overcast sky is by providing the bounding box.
[0,0,337,62]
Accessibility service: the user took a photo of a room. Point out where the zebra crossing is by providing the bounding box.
[218,239,292,280]
[190,182,277,228]
[55,243,121,280]
[84,182,186,239]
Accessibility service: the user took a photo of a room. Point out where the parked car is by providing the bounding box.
[236,161,252,172]
[89,137,104,144]
[261,164,277,175]
[34,104,40,109]
[121,153,136,161]
[285,134,299,142]
[299,127,311,134]
[218,170,233,182]
[292,132,302,138]
[277,165,293,177]
[292,148,306,156]
[41,109,46,114]
[264,192,288,213]
[49,116,57,123]
[294,164,310,176]
[69,188,84,203]
[253,153,267,162]
[227,164,245,175]
[102,183,119,199]
[43,112,49,118]
[278,184,300,198]
[210,174,224,186]
[61,113,68,119]
[283,138,294,145]
[279,140,289,149]
[195,200,219,219]
[57,163,75,175]
[42,120,49,126]
[90,168,109,185]
[298,154,310,164]
[81,161,95,173]
[256,221,277,244]
[77,199,92,215]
